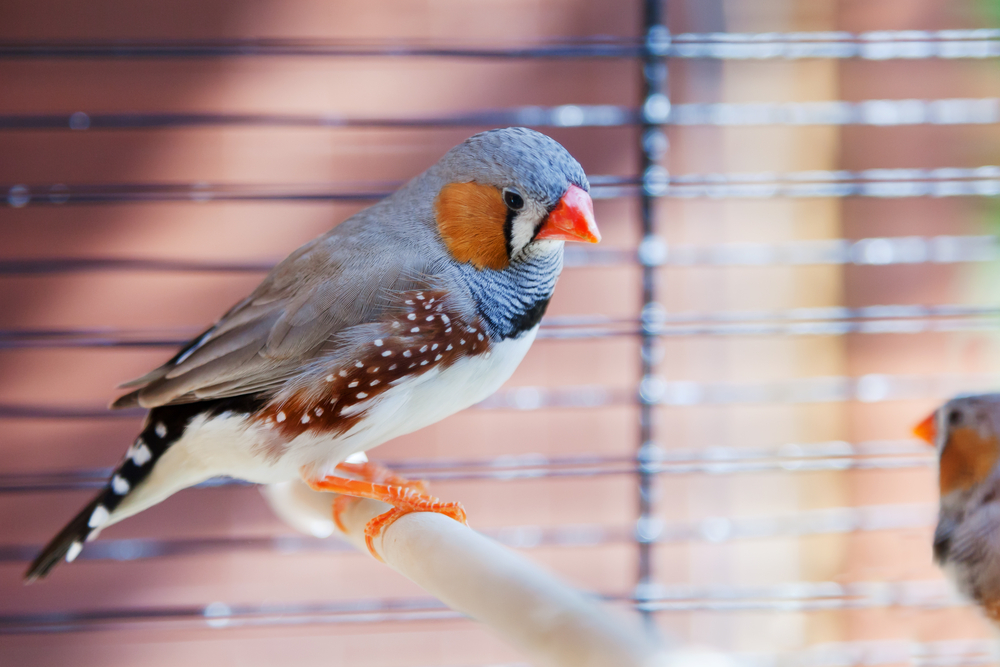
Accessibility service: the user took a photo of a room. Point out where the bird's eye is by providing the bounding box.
[503,189,524,211]
[948,410,961,426]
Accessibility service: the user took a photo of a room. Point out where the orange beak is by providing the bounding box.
[535,184,601,244]
[913,411,937,445]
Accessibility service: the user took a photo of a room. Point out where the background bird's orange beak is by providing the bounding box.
[535,184,601,244]
[913,411,937,445]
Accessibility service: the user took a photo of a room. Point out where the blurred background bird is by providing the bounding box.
[915,393,1000,624]
[25,127,600,582]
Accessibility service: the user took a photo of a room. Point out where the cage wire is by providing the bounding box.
[1,1,999,665]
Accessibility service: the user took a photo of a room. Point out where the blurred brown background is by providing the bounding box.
[2,0,1000,665]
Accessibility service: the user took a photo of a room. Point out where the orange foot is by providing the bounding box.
[307,461,467,561]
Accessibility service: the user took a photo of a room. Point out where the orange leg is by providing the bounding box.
[307,461,467,560]
[329,461,427,533]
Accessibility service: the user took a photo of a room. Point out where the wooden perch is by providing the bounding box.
[261,479,671,667]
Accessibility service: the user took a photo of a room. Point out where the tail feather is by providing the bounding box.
[25,397,266,583]
[24,494,104,583]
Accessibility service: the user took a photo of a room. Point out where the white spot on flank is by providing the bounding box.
[407,313,416,321]
[154,422,167,438]
[355,361,364,368]
[426,315,434,321]
[369,367,379,373]
[388,364,397,370]
[424,303,432,310]
[445,327,453,333]
[431,344,438,351]
[484,352,492,359]
[325,374,334,382]
[88,505,110,528]
[435,354,443,361]
[392,322,400,328]
[403,350,412,357]
[339,370,348,377]
[428,297,436,305]
[370,379,380,386]
[460,339,466,345]
[477,333,485,341]
[441,314,451,325]
[276,412,286,423]
[348,380,359,388]
[410,327,420,333]
[129,441,152,466]
[381,350,392,357]
[416,293,425,300]
[374,339,384,347]
[112,475,130,495]
[419,345,428,353]
[405,300,414,305]
[420,360,429,366]
[356,392,368,399]
[344,451,368,464]
[446,344,453,351]
[301,415,310,424]
[65,541,83,563]
[314,407,324,416]
[408,363,416,369]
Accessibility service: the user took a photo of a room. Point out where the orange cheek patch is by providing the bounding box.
[435,182,509,271]
[939,426,1000,495]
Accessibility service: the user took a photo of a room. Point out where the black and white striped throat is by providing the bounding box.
[457,242,563,341]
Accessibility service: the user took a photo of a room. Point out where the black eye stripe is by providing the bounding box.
[503,206,516,258]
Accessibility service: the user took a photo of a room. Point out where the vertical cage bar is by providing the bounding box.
[635,0,669,630]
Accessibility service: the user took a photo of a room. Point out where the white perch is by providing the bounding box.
[262,478,673,667]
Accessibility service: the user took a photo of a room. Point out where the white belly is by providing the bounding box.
[111,326,538,522]
[291,325,539,478]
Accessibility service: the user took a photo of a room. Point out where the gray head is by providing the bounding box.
[922,393,1000,454]
[439,127,589,208]
[917,394,1000,606]
[425,127,598,270]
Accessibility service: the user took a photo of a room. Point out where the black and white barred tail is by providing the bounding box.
[23,414,177,582]
[23,493,104,582]
[23,398,258,582]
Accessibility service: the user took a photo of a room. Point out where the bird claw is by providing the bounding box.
[308,460,466,560]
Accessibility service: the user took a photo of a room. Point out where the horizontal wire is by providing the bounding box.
[0,577,965,634]
[629,372,1000,409]
[0,37,645,61]
[484,372,1000,410]
[0,305,991,343]
[8,166,1000,209]
[2,99,998,135]
[0,501,938,567]
[0,440,933,494]
[0,257,277,275]
[1,30,999,60]
[650,165,1000,198]
[0,233,996,280]
[0,108,638,131]
[636,578,961,613]
[0,305,996,351]
[0,371,992,420]
[0,596,463,634]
